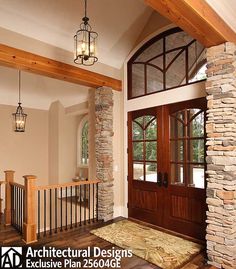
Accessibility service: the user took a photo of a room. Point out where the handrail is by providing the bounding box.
[9,182,25,190]
[35,179,100,191]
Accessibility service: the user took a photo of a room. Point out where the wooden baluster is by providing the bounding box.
[4,170,15,226]
[23,175,37,244]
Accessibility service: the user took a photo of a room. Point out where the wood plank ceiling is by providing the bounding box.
[145,0,236,47]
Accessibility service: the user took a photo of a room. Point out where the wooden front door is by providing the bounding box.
[128,98,207,240]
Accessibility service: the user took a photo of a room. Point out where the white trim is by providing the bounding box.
[77,114,89,168]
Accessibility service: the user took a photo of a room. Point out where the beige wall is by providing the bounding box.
[49,101,81,185]
[48,101,59,184]
[136,11,171,46]
[0,104,49,184]
[59,103,80,183]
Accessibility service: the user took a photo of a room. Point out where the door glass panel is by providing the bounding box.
[171,163,184,185]
[133,163,144,181]
[145,163,157,182]
[133,142,143,161]
[170,108,205,188]
[170,116,184,138]
[188,164,204,189]
[132,122,143,140]
[171,140,184,162]
[144,115,155,126]
[145,142,157,161]
[190,111,204,137]
[189,139,204,163]
[145,119,157,140]
[134,116,144,127]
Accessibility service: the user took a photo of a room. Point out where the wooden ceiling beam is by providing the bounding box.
[0,43,122,91]
[145,0,236,47]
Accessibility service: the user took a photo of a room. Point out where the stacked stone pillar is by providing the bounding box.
[206,42,236,268]
[95,87,114,221]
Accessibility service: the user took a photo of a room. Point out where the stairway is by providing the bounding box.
[0,214,22,245]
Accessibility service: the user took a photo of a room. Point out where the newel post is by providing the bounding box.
[23,175,37,244]
[4,170,15,225]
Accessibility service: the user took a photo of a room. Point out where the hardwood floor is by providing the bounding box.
[0,216,215,269]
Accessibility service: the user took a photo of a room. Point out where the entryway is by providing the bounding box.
[128,98,207,240]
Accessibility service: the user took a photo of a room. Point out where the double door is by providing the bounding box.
[128,98,207,240]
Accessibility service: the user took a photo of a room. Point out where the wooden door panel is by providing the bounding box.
[189,198,205,224]
[132,189,158,211]
[171,195,189,221]
[128,98,207,240]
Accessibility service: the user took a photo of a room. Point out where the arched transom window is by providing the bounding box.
[128,27,206,99]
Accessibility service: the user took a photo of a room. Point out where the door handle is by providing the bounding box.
[157,172,162,187]
[163,173,168,188]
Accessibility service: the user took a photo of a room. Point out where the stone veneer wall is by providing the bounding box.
[95,87,114,222]
[206,42,236,269]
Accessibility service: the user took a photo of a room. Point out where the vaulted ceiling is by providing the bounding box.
[0,0,154,69]
[0,0,235,110]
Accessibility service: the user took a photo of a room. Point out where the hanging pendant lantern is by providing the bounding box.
[74,0,98,66]
[12,70,27,132]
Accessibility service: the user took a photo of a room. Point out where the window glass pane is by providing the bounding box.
[132,64,145,97]
[81,121,88,165]
[133,163,144,181]
[166,51,186,88]
[145,163,157,182]
[189,110,204,137]
[166,31,193,51]
[145,142,157,161]
[166,50,181,67]
[171,163,184,185]
[170,116,184,138]
[189,139,204,163]
[188,164,204,189]
[136,39,163,62]
[147,65,163,93]
[149,56,163,70]
[171,140,184,162]
[145,119,157,140]
[132,121,143,140]
[189,63,207,83]
[133,142,143,161]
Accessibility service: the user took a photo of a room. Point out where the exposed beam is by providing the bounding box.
[0,43,122,91]
[145,0,236,47]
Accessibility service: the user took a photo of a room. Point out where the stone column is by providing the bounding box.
[206,42,236,269]
[95,87,114,221]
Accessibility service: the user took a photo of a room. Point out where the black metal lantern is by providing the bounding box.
[12,71,27,132]
[74,0,98,66]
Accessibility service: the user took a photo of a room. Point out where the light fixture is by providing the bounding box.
[74,0,98,66]
[12,70,27,132]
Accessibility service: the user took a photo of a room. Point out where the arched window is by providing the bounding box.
[128,27,206,99]
[77,115,89,166]
[81,121,88,165]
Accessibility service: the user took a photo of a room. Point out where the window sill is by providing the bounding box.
[78,165,89,169]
